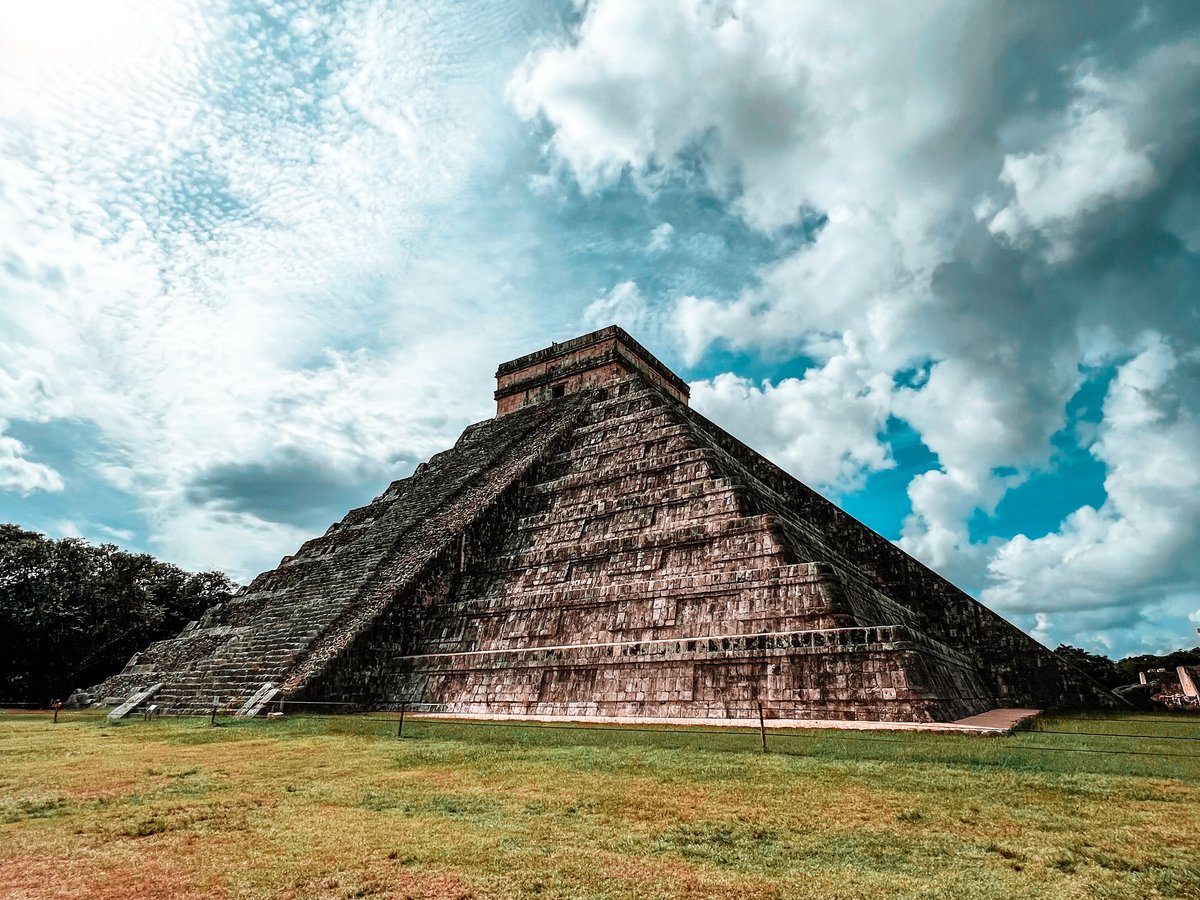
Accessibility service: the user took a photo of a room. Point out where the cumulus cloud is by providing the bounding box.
[982,43,1200,261]
[987,103,1156,262]
[513,0,1200,653]
[647,222,674,253]
[690,337,894,494]
[583,280,653,334]
[0,431,64,495]
[981,338,1200,643]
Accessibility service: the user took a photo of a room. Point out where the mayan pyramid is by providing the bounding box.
[89,326,1115,722]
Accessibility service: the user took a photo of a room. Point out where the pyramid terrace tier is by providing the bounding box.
[417,562,914,654]
[334,625,994,723]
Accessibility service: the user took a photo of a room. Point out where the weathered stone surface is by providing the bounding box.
[1139,665,1200,709]
[91,326,1117,720]
[1179,665,1199,699]
[107,682,162,721]
[495,327,689,415]
[1114,681,1161,709]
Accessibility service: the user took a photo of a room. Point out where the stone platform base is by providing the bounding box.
[403,707,1042,735]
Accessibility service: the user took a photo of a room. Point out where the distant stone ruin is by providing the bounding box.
[1140,666,1200,709]
[88,326,1116,722]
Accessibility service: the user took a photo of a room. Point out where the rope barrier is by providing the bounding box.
[1027,729,1200,742]
[1033,716,1200,727]
[406,716,758,738]
[9,705,1197,760]
[394,714,1199,760]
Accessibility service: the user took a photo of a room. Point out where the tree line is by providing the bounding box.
[1055,643,1200,689]
[0,524,236,706]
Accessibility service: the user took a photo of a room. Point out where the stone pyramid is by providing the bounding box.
[90,326,1115,722]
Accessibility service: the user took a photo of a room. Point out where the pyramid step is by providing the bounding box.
[448,563,830,610]
[479,515,780,575]
[531,448,710,494]
[515,483,740,531]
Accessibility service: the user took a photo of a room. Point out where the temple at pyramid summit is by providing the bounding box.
[88,326,1116,723]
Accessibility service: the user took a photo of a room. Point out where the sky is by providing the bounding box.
[1,0,1198,659]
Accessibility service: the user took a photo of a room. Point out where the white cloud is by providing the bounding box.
[1030,613,1052,646]
[674,209,923,368]
[690,336,894,494]
[982,338,1200,625]
[95,525,137,544]
[47,519,83,539]
[647,222,674,253]
[583,280,652,334]
[984,69,1163,262]
[892,355,1079,578]
[0,431,64,495]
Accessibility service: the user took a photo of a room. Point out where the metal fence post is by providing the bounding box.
[758,702,768,753]
[397,701,406,738]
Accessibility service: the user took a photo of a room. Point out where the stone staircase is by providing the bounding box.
[88,393,597,715]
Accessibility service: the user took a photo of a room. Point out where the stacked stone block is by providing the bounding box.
[90,326,1116,722]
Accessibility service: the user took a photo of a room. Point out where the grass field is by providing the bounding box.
[1,710,1198,899]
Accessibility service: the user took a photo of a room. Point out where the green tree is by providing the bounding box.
[1054,642,1200,689]
[1054,644,1118,688]
[0,525,235,705]
[1114,647,1200,687]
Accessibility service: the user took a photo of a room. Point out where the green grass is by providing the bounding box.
[1,710,1198,898]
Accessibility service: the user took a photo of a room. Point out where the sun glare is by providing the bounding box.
[1,0,146,57]
[0,0,199,117]
[0,0,199,82]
